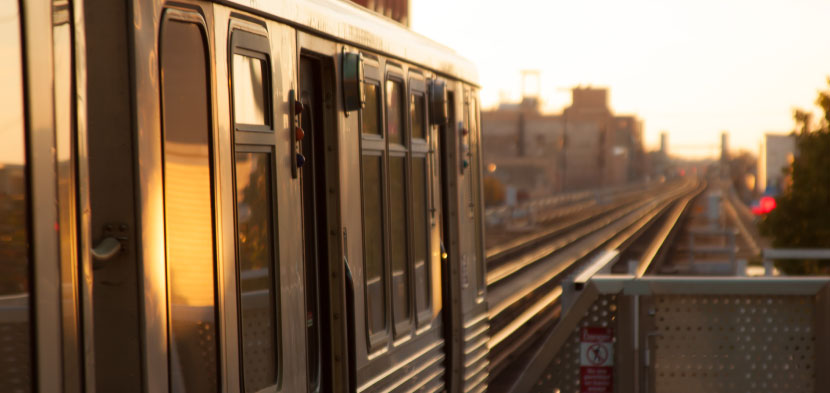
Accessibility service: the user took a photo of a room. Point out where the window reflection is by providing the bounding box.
[386,80,404,145]
[411,157,429,316]
[410,94,425,140]
[361,154,387,336]
[160,20,218,393]
[389,156,410,331]
[0,2,31,390]
[235,151,278,392]
[233,54,267,126]
[362,83,381,136]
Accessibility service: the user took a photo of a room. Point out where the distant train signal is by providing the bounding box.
[752,196,777,215]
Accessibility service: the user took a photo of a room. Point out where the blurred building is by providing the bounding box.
[561,88,644,190]
[482,97,565,197]
[481,87,645,197]
[0,164,25,197]
[348,0,410,26]
[757,133,796,194]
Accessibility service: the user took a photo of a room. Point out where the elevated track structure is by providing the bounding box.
[483,178,706,388]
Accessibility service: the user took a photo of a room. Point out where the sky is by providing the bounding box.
[410,0,830,158]
[0,7,24,166]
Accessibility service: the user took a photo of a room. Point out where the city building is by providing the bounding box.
[347,0,410,25]
[757,133,796,194]
[482,97,565,197]
[482,87,645,198]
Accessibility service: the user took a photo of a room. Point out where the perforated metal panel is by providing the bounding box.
[0,321,30,393]
[240,291,276,389]
[534,294,618,393]
[0,297,31,393]
[652,295,815,393]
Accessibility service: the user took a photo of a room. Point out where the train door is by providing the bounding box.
[440,84,490,392]
[299,54,332,393]
[297,33,348,392]
[350,57,447,391]
[222,13,301,392]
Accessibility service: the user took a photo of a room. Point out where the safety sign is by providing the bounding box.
[580,327,613,393]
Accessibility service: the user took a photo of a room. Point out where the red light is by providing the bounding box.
[760,196,776,213]
[679,169,686,176]
[753,196,777,215]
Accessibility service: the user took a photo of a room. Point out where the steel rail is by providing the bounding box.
[635,181,706,276]
[487,181,696,319]
[485,182,695,381]
[486,181,678,261]
[486,197,657,285]
[485,179,701,385]
[486,303,562,382]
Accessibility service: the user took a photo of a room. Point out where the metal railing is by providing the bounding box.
[510,271,830,393]
[484,181,654,227]
[762,248,830,276]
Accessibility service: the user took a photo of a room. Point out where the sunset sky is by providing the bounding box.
[411,0,830,157]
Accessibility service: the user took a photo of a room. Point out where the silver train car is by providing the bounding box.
[0,0,488,392]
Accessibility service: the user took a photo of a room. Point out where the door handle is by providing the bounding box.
[91,223,128,266]
[91,237,122,261]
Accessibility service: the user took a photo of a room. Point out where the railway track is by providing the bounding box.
[485,181,675,253]
[483,178,706,388]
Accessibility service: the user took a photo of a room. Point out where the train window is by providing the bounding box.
[410,93,426,140]
[362,82,381,136]
[160,19,219,392]
[361,153,387,339]
[0,2,30,389]
[409,75,430,325]
[411,156,430,320]
[388,155,411,334]
[234,150,279,392]
[230,27,281,391]
[386,79,405,145]
[232,54,268,127]
[231,30,272,132]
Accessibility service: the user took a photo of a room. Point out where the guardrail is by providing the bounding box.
[762,248,830,276]
[511,274,830,393]
[484,181,655,227]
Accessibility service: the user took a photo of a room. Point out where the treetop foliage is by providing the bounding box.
[759,78,830,273]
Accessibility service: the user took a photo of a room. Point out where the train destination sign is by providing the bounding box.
[580,327,614,393]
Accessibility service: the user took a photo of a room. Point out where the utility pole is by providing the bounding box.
[520,70,541,99]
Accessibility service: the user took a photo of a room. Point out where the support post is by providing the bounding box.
[815,283,830,393]
[616,294,638,393]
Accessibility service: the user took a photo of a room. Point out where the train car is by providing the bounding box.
[0,0,488,392]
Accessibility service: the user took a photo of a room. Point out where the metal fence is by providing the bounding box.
[511,275,830,393]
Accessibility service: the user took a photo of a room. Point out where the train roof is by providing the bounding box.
[222,0,479,86]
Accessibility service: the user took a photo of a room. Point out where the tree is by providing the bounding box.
[758,78,830,274]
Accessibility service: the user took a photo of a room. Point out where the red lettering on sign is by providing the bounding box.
[581,327,613,343]
[580,367,613,393]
